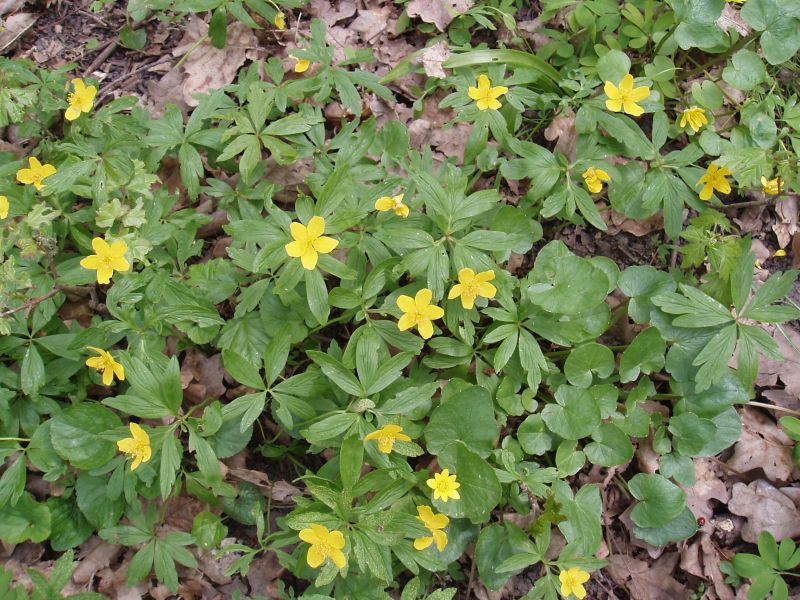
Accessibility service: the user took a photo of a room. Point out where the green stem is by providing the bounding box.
[684,34,753,79]
[0,437,30,442]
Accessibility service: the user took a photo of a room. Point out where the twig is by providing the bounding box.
[465,547,478,600]
[748,401,800,417]
[719,198,775,210]
[96,55,174,102]
[0,288,61,319]
[82,40,118,77]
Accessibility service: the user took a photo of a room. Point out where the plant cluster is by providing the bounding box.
[1,0,800,598]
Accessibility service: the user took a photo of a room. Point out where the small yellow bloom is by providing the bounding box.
[559,567,590,599]
[447,268,496,310]
[697,164,732,201]
[680,106,708,133]
[80,237,131,284]
[284,216,338,270]
[604,74,650,117]
[581,167,611,194]
[16,157,57,190]
[298,524,346,569]
[726,0,745,3]
[396,288,444,340]
[0,196,8,219]
[413,505,449,552]
[467,74,508,111]
[761,176,781,196]
[375,193,409,218]
[274,12,286,29]
[117,423,152,471]
[774,249,787,257]
[426,468,461,503]
[289,54,311,73]
[363,424,411,454]
[65,78,97,121]
[85,347,125,386]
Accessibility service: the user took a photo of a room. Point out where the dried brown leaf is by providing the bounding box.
[727,480,800,542]
[407,0,474,31]
[726,407,794,482]
[172,17,257,106]
[420,41,451,79]
[607,552,688,600]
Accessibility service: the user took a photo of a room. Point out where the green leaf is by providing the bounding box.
[222,349,266,390]
[305,268,330,325]
[20,344,45,397]
[424,386,499,458]
[434,442,501,524]
[192,511,227,550]
[669,412,717,456]
[76,473,125,529]
[564,342,614,388]
[339,435,364,490]
[159,434,182,499]
[596,49,631,83]
[307,351,363,396]
[119,24,146,50]
[553,481,603,557]
[442,49,561,92]
[0,454,26,508]
[47,496,93,551]
[0,492,50,544]
[475,523,536,591]
[50,404,121,470]
[541,385,601,440]
[633,506,698,546]
[585,424,634,467]
[741,0,800,64]
[619,327,666,383]
[628,473,686,528]
[721,49,766,91]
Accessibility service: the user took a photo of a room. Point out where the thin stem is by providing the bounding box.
[0,437,30,442]
[0,288,61,318]
[748,401,800,417]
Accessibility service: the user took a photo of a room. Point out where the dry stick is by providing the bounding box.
[0,288,61,319]
[95,55,174,102]
[82,40,118,78]
[748,401,800,417]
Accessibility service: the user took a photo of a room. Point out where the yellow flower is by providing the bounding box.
[85,347,125,386]
[761,176,781,196]
[117,423,152,471]
[363,424,411,454]
[773,249,787,257]
[559,567,590,599]
[604,74,650,117]
[680,106,708,133]
[284,216,338,270]
[80,237,131,284]
[65,78,97,121]
[581,167,611,194]
[426,468,460,502]
[298,524,346,569]
[697,164,732,201]
[468,74,508,111]
[374,193,409,218]
[396,288,444,340]
[0,196,8,219]
[274,12,286,29]
[413,505,449,552]
[447,268,496,309]
[289,54,311,73]
[16,157,57,190]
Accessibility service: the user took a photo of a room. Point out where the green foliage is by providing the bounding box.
[2,0,800,596]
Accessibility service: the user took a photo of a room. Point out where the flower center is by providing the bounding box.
[316,541,332,558]
[462,279,480,298]
[437,480,450,494]
[378,435,394,452]
[68,92,78,105]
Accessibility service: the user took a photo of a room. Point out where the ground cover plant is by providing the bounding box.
[1,0,800,598]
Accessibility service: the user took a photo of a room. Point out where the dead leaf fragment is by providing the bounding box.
[683,458,729,531]
[727,407,794,482]
[0,12,37,53]
[728,480,800,542]
[420,41,451,79]
[773,195,799,249]
[544,109,577,161]
[716,4,751,36]
[407,0,474,32]
[172,17,257,106]
[607,552,688,600]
